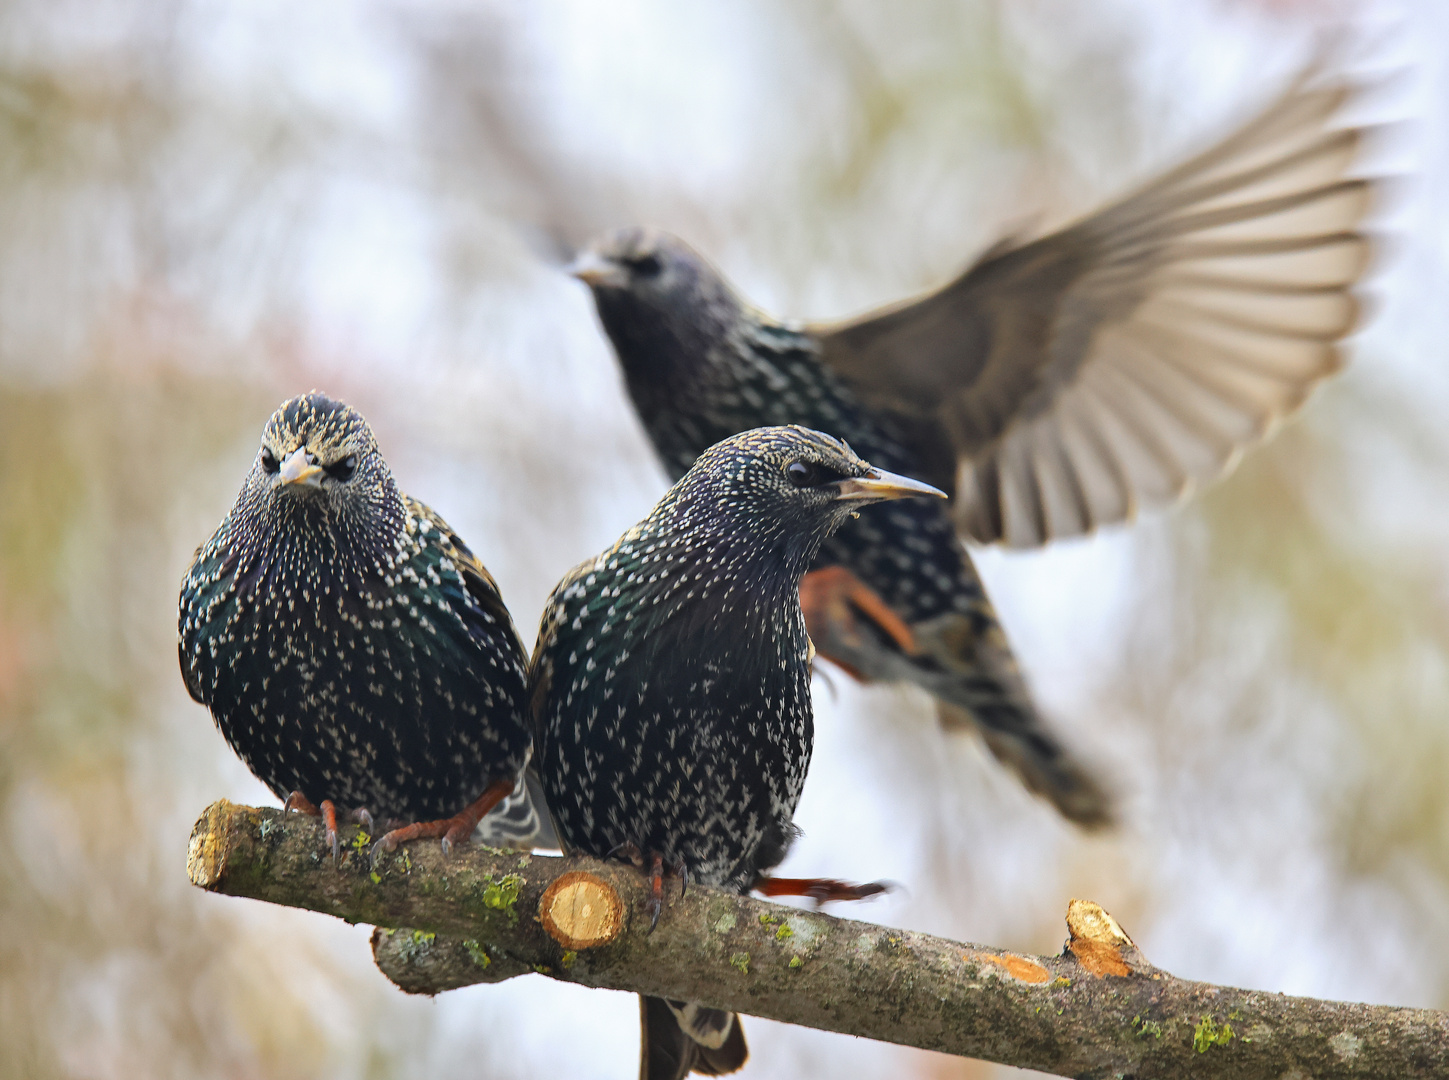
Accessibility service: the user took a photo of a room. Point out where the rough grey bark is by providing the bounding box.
[189,799,1449,1079]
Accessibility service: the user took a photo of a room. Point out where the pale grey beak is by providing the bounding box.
[566,250,630,288]
[833,467,946,503]
[278,446,323,487]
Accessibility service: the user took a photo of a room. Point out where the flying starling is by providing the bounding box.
[179,392,533,860]
[531,425,944,1080]
[568,64,1375,827]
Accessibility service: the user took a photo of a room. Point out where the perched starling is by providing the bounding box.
[531,426,944,1080]
[179,392,533,859]
[569,64,1375,827]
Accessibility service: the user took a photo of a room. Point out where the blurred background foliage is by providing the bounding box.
[0,1,1443,1077]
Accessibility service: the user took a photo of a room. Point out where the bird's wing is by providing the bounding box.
[408,497,528,657]
[816,61,1377,547]
[527,557,596,748]
[178,641,207,705]
[452,545,520,642]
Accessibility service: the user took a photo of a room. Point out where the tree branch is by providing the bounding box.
[188,800,1449,1079]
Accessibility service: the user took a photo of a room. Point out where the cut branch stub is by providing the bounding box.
[186,797,235,888]
[539,870,625,949]
[1066,897,1151,977]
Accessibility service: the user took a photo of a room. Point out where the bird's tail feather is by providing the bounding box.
[639,995,747,1080]
[908,612,1114,828]
[809,598,1114,828]
[937,700,1113,828]
[475,768,560,850]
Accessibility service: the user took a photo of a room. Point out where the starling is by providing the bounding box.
[179,392,533,859]
[568,64,1375,827]
[531,425,944,1080]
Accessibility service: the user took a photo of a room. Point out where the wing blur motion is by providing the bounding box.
[818,60,1379,547]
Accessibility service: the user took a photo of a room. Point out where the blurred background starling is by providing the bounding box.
[531,425,943,1080]
[179,392,534,858]
[568,62,1377,829]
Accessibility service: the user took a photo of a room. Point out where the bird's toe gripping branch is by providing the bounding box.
[800,566,918,681]
[370,776,517,868]
[646,853,666,931]
[605,843,689,932]
[283,791,341,864]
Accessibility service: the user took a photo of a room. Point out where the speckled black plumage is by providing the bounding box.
[179,393,531,834]
[531,425,941,1080]
[572,229,1110,826]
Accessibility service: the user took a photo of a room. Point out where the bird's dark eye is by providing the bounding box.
[786,459,848,488]
[630,254,663,278]
[325,454,358,482]
[260,448,279,473]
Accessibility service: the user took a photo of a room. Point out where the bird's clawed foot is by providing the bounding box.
[752,875,893,906]
[606,844,687,932]
[646,853,665,931]
[800,566,918,680]
[369,777,516,869]
[282,791,340,863]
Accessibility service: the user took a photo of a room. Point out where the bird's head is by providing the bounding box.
[245,393,398,530]
[568,226,712,302]
[567,228,740,390]
[678,425,945,572]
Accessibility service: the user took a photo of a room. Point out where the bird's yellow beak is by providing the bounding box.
[566,250,629,288]
[833,468,946,503]
[278,446,324,487]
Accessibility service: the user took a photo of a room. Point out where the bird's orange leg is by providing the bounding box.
[371,776,517,864]
[606,843,687,932]
[282,790,321,816]
[752,875,891,905]
[283,790,341,864]
[799,566,918,681]
[647,852,665,931]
